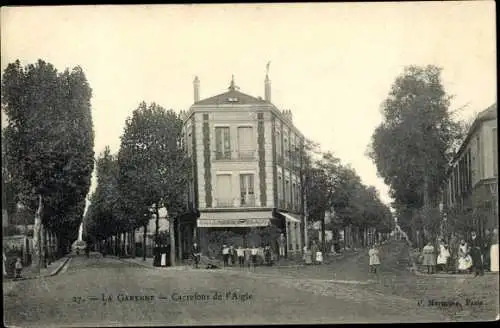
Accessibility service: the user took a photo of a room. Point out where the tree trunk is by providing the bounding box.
[131,229,136,258]
[155,204,160,246]
[170,215,176,266]
[32,194,43,274]
[343,226,346,250]
[143,223,148,261]
[321,213,326,254]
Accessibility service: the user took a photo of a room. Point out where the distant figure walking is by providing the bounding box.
[236,246,245,268]
[192,243,201,269]
[422,242,436,274]
[470,232,484,277]
[369,243,381,273]
[251,245,258,268]
[15,257,23,279]
[222,245,230,267]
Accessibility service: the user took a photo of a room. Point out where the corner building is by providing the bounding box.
[180,74,306,258]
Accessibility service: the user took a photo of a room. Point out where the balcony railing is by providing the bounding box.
[240,194,256,207]
[214,150,232,160]
[214,196,258,208]
[213,150,257,161]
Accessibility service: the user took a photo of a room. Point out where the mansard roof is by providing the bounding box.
[194,89,268,106]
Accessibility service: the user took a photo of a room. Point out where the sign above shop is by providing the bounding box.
[197,218,271,228]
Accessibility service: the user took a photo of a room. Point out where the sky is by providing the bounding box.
[1,2,497,206]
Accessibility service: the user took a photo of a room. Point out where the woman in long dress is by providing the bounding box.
[457,240,472,273]
[422,242,436,274]
[369,243,381,273]
[436,241,450,273]
[490,229,499,272]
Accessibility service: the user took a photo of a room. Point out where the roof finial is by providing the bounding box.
[229,74,238,91]
[266,61,271,77]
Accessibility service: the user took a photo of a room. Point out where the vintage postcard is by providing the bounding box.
[2,2,498,326]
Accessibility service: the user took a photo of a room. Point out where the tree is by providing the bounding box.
[2,60,94,272]
[368,65,463,245]
[117,102,191,266]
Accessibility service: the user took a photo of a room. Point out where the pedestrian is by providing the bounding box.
[368,243,381,273]
[233,245,238,266]
[315,248,323,265]
[303,246,312,265]
[311,241,318,265]
[457,239,472,273]
[264,245,272,266]
[251,245,258,268]
[422,241,436,274]
[436,240,450,273]
[228,245,235,266]
[490,229,499,272]
[236,245,245,268]
[470,232,484,277]
[15,257,23,279]
[222,245,229,267]
[192,242,201,269]
[483,230,491,272]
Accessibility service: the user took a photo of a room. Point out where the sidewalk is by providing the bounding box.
[4,256,71,281]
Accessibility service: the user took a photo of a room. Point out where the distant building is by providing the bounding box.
[179,73,308,257]
[442,103,498,235]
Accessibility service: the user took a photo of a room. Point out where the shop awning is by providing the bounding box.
[198,211,272,228]
[278,211,302,224]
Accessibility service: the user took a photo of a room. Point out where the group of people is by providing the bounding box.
[302,241,324,265]
[421,229,499,276]
[220,244,274,268]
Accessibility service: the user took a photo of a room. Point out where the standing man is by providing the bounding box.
[222,245,229,267]
[192,242,201,269]
[279,233,286,260]
[236,245,245,268]
[470,232,484,277]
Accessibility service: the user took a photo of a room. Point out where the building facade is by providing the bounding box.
[442,103,498,236]
[179,74,307,258]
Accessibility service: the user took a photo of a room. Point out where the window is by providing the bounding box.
[292,182,296,209]
[215,127,231,160]
[285,179,290,205]
[284,134,289,163]
[276,131,282,159]
[238,127,254,159]
[476,135,481,179]
[494,128,498,176]
[240,174,255,206]
[187,132,192,156]
[278,175,283,201]
[216,174,233,207]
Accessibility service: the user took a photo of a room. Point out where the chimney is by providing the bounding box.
[193,76,200,103]
[265,74,271,102]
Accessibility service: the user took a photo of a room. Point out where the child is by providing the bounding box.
[15,257,23,279]
[315,249,323,265]
[369,243,380,273]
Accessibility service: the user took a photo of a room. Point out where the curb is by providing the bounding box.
[48,257,71,277]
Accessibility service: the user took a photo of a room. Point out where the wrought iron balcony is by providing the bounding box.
[240,194,256,207]
[214,151,232,160]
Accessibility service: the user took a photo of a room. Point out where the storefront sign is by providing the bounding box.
[197,218,270,228]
